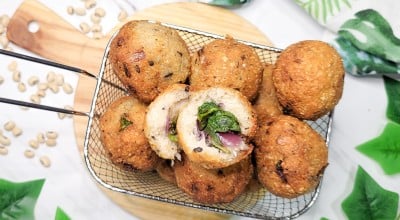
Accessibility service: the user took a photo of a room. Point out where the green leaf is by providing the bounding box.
[55,207,71,220]
[384,76,400,124]
[334,37,400,75]
[356,122,400,175]
[339,9,400,63]
[295,0,351,23]
[0,178,45,220]
[320,217,329,220]
[341,166,399,220]
[119,115,132,131]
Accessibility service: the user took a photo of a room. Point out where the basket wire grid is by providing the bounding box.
[83,22,333,219]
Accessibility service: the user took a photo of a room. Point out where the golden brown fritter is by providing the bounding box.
[109,20,191,103]
[99,96,160,171]
[272,40,344,120]
[253,64,282,123]
[190,36,263,101]
[174,154,253,204]
[254,115,328,198]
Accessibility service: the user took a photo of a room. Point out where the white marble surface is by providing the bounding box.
[0,0,399,219]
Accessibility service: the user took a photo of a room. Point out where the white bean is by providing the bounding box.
[0,146,8,155]
[7,60,17,72]
[29,139,39,149]
[37,133,45,144]
[38,82,48,90]
[91,24,102,33]
[92,32,103,39]
[1,15,10,27]
[46,71,56,83]
[28,76,39,86]
[58,112,66,119]
[12,71,21,82]
[66,6,74,15]
[90,13,101,24]
[0,35,9,48]
[45,139,57,147]
[79,22,91,34]
[0,135,11,146]
[39,156,51,167]
[18,82,26,92]
[12,127,22,137]
[62,83,73,94]
[4,121,15,131]
[30,94,41,104]
[94,7,106,17]
[48,83,59,93]
[36,89,46,98]
[46,131,58,139]
[24,149,35,158]
[85,0,96,9]
[74,7,86,16]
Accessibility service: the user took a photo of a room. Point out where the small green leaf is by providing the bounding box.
[0,178,45,220]
[55,207,71,220]
[320,217,329,220]
[384,76,400,124]
[342,166,399,220]
[119,115,132,131]
[356,122,400,175]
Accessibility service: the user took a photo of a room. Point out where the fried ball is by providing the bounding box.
[174,154,253,204]
[109,20,191,103]
[253,64,282,123]
[254,115,328,198]
[272,40,344,120]
[99,96,160,171]
[190,36,263,101]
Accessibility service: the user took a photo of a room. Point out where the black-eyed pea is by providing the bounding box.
[18,82,26,92]
[0,35,9,49]
[24,149,35,158]
[29,139,39,149]
[85,0,96,9]
[4,120,15,131]
[36,89,46,98]
[46,131,58,139]
[94,7,106,17]
[0,146,8,155]
[91,24,102,33]
[46,71,56,83]
[37,133,45,144]
[46,138,57,147]
[28,76,39,86]
[39,155,51,167]
[7,60,17,72]
[74,7,86,16]
[66,6,74,15]
[12,71,21,82]
[48,83,59,93]
[30,94,41,104]
[79,22,91,34]
[38,82,48,90]
[12,127,23,137]
[0,135,11,146]
[58,112,66,120]
[62,83,73,94]
[90,13,101,24]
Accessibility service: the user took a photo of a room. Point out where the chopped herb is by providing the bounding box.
[167,120,178,143]
[120,115,133,131]
[197,102,241,153]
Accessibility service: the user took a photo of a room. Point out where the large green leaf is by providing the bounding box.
[384,76,400,124]
[295,0,351,23]
[339,9,400,63]
[0,179,45,220]
[55,207,71,220]
[334,37,400,75]
[356,122,400,175]
[342,166,399,220]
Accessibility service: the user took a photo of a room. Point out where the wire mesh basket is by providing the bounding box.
[82,22,333,219]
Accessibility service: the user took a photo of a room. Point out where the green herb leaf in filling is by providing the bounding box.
[120,115,133,131]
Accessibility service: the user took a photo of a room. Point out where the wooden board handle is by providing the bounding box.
[7,0,108,74]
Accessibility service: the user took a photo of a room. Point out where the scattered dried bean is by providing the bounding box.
[4,121,15,131]
[62,83,73,94]
[0,146,8,155]
[39,155,51,167]
[46,131,58,139]
[12,127,22,137]
[29,139,39,149]
[37,133,45,144]
[80,22,91,34]
[28,76,39,86]
[24,149,35,158]
[74,7,86,16]
[12,71,21,82]
[0,135,11,146]
[94,7,106,17]
[18,82,26,92]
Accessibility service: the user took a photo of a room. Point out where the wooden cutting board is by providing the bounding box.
[7,0,273,219]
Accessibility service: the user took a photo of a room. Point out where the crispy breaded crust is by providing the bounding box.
[253,64,282,123]
[254,115,328,198]
[99,96,159,171]
[272,40,344,120]
[174,154,253,204]
[190,36,263,101]
[109,20,191,103]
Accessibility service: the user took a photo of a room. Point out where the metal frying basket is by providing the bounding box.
[0,22,332,220]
